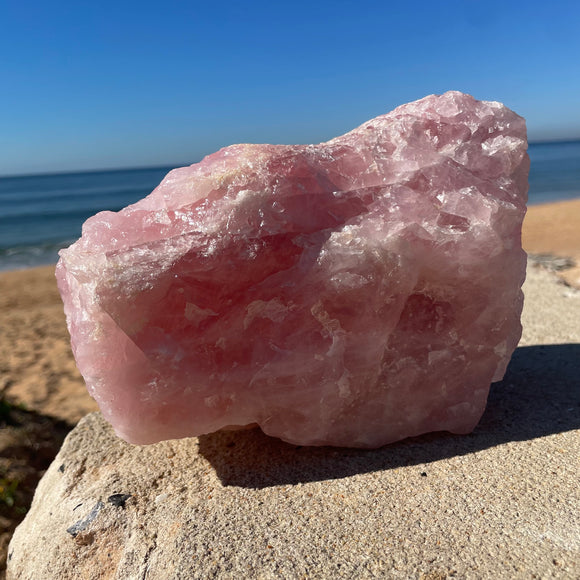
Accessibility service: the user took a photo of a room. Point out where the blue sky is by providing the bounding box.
[1,0,579,176]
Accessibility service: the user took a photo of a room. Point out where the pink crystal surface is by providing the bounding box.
[56,91,529,447]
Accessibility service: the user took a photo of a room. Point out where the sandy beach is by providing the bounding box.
[1,199,579,576]
[523,198,580,287]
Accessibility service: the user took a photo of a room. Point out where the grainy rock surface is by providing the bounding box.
[7,264,580,579]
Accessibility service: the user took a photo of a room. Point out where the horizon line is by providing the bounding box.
[1,136,579,180]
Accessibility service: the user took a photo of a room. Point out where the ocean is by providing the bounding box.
[1,140,579,272]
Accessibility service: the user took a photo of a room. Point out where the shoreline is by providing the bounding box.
[2,197,579,278]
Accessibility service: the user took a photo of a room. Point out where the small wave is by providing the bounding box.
[0,240,75,272]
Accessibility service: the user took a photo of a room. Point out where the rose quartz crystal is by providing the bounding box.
[57,91,529,447]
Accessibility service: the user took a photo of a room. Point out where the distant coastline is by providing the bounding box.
[1,138,580,180]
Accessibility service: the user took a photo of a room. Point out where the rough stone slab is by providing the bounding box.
[7,264,580,579]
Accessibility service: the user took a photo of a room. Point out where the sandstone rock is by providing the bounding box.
[8,284,580,580]
[56,91,529,447]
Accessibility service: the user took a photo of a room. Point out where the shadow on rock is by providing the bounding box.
[198,343,580,489]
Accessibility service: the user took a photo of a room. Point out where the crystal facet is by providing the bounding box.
[57,91,529,447]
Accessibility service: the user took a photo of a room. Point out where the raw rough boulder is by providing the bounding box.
[8,313,580,580]
[56,91,529,447]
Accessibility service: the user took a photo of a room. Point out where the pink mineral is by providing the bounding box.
[56,91,529,447]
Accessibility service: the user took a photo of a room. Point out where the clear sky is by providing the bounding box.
[1,0,579,176]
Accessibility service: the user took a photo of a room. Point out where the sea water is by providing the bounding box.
[0,166,172,271]
[0,141,579,271]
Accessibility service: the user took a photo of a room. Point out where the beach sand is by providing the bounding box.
[0,199,579,576]
[0,267,98,425]
[523,198,580,287]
